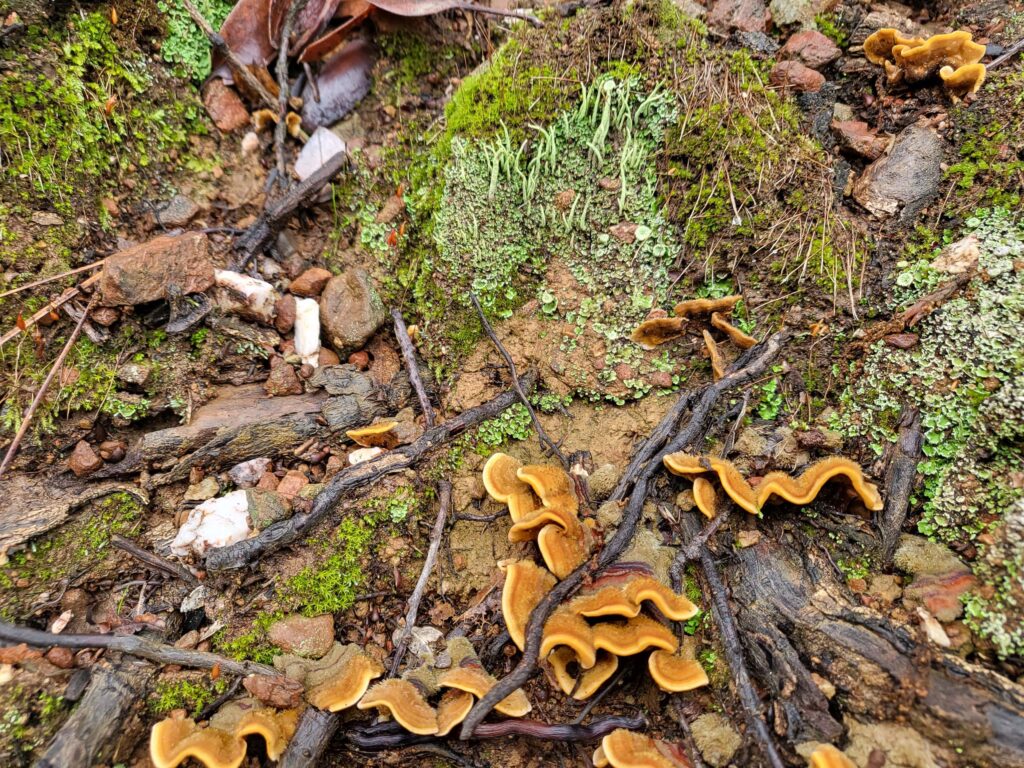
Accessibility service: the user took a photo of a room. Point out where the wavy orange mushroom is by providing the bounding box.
[541,607,599,670]
[346,420,400,449]
[692,476,718,519]
[630,317,686,349]
[568,571,699,622]
[502,559,557,651]
[673,295,741,318]
[810,744,856,768]
[663,453,760,515]
[482,452,532,504]
[357,679,439,735]
[537,519,593,579]
[435,688,475,737]
[702,330,725,381]
[548,646,619,700]
[710,311,757,349]
[939,63,986,99]
[755,456,883,511]
[438,660,532,717]
[516,464,577,509]
[647,650,709,693]
[274,642,383,712]
[593,728,692,768]
[592,615,679,657]
[862,28,925,65]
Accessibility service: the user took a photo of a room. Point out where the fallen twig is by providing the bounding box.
[392,308,435,428]
[470,293,567,468]
[205,373,535,570]
[180,0,277,110]
[459,333,787,738]
[878,406,922,566]
[111,535,200,587]
[233,150,351,270]
[680,511,786,768]
[672,699,708,768]
[0,261,104,300]
[279,707,338,768]
[350,714,645,750]
[0,620,276,677]
[389,480,452,676]
[669,507,731,590]
[989,37,1024,69]
[453,2,544,27]
[0,296,96,478]
[273,0,310,187]
[0,272,101,349]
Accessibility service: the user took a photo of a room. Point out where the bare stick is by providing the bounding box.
[392,309,436,428]
[453,2,543,27]
[878,406,922,566]
[989,38,1024,69]
[0,272,101,348]
[681,510,785,768]
[0,296,95,478]
[0,261,104,300]
[111,535,200,587]
[280,708,340,768]
[0,620,276,677]
[470,293,568,468]
[180,0,277,110]
[459,333,787,738]
[205,373,535,570]
[389,480,452,676]
[273,0,310,186]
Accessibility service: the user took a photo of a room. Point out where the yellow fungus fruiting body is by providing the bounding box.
[482,452,530,503]
[548,647,620,700]
[596,728,691,768]
[648,650,710,693]
[673,295,742,318]
[541,608,598,669]
[630,317,687,349]
[710,311,757,349]
[810,744,857,768]
[592,615,679,656]
[756,456,884,511]
[692,476,718,519]
[939,63,986,98]
[862,28,925,65]
[663,453,760,515]
[357,679,439,735]
[435,689,474,737]
[502,560,557,651]
[702,329,726,381]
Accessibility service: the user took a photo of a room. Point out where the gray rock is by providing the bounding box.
[245,489,291,529]
[31,211,63,227]
[589,464,620,501]
[116,362,151,387]
[769,0,827,28]
[319,269,387,356]
[852,124,944,221]
[156,195,202,228]
[295,127,346,182]
[670,0,705,18]
[184,476,220,502]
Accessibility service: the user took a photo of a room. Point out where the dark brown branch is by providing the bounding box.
[669,507,731,590]
[459,332,787,738]
[233,150,351,270]
[989,38,1024,69]
[389,480,452,676]
[470,293,568,468]
[179,0,276,110]
[0,296,95,478]
[392,308,435,428]
[0,620,275,677]
[349,714,645,750]
[878,406,922,566]
[279,707,339,768]
[35,661,151,768]
[205,373,535,570]
[273,0,310,186]
[111,534,200,587]
[681,511,785,768]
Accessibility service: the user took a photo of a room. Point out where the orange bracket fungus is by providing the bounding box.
[702,330,725,381]
[692,476,718,519]
[710,311,757,349]
[357,678,440,735]
[435,689,475,737]
[593,728,692,768]
[568,568,699,622]
[438,660,532,717]
[672,295,742,318]
[536,520,593,579]
[592,615,679,657]
[150,698,299,768]
[810,744,857,768]
[647,650,710,693]
[273,642,383,711]
[548,646,620,700]
[345,420,400,449]
[630,317,686,350]
[663,453,760,515]
[501,560,558,650]
[482,452,532,505]
[863,28,986,99]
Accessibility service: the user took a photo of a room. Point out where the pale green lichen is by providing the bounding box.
[834,207,1024,655]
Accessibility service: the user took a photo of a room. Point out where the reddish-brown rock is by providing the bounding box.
[44,647,75,669]
[904,572,977,622]
[99,233,214,306]
[243,674,305,708]
[68,441,103,477]
[264,356,304,397]
[884,333,919,350]
[267,613,334,657]
[833,120,890,160]
[708,0,769,33]
[770,61,826,92]
[256,471,280,491]
[276,470,310,499]
[202,79,250,132]
[275,294,297,335]
[609,222,638,244]
[318,348,341,367]
[289,267,333,297]
[348,350,370,370]
[780,30,841,70]
[97,440,126,462]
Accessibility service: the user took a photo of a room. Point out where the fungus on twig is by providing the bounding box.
[150,698,299,768]
[673,295,742,318]
[809,744,856,768]
[701,330,725,381]
[501,560,558,651]
[709,311,756,349]
[593,728,692,768]
[357,679,439,735]
[630,317,686,350]
[647,651,709,693]
[346,420,400,449]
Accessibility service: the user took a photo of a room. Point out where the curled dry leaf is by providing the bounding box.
[213,0,276,82]
[301,39,375,130]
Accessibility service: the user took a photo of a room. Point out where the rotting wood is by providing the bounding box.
[205,373,535,570]
[392,308,436,428]
[279,707,339,768]
[0,620,276,677]
[233,150,351,270]
[389,480,452,676]
[680,510,786,768]
[730,528,1024,766]
[34,661,151,768]
[459,334,788,738]
[878,406,922,566]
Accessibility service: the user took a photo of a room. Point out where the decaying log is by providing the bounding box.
[0,477,147,560]
[279,707,339,768]
[205,374,535,570]
[730,529,1024,766]
[878,406,922,566]
[35,661,151,768]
